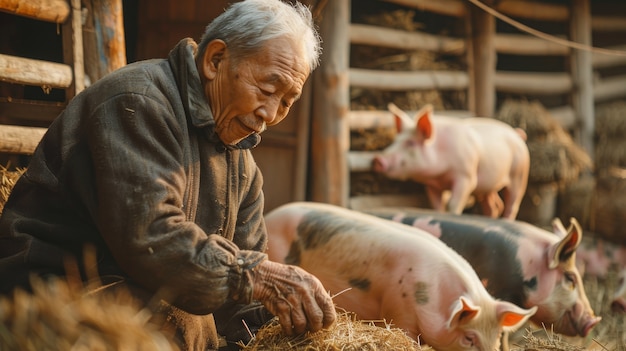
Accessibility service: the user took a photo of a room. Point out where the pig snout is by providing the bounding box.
[560,303,602,337]
[372,156,389,173]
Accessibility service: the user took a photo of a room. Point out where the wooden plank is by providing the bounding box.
[495,33,569,56]
[348,107,574,131]
[0,0,70,23]
[62,0,85,99]
[0,125,46,155]
[348,151,377,172]
[349,68,469,91]
[0,98,64,125]
[310,0,350,206]
[0,54,73,88]
[594,74,626,103]
[592,15,626,32]
[570,0,594,158]
[350,24,465,54]
[495,0,569,21]
[495,71,572,94]
[592,45,626,69]
[381,0,466,18]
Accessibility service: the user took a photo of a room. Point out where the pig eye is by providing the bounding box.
[564,272,577,289]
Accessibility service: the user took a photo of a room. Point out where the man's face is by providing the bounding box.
[200,37,310,145]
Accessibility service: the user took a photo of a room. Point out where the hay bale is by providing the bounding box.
[595,137,626,171]
[557,175,595,230]
[0,165,24,214]
[591,169,626,245]
[240,311,427,351]
[595,100,626,139]
[496,100,592,186]
[0,277,178,351]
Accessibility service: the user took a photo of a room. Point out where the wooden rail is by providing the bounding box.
[0,0,70,23]
[0,54,73,88]
[0,125,47,155]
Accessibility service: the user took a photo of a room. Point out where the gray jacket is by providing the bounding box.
[0,38,268,314]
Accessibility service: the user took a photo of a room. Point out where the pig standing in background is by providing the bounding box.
[265,202,537,351]
[371,103,530,219]
[365,208,602,338]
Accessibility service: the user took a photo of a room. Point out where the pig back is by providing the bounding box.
[364,207,535,307]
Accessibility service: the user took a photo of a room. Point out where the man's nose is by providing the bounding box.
[257,98,280,124]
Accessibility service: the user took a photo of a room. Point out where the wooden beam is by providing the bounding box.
[594,74,626,103]
[495,0,569,21]
[0,125,46,155]
[0,54,73,88]
[381,0,466,18]
[0,98,64,125]
[0,0,70,23]
[349,68,469,91]
[350,24,465,54]
[62,0,85,99]
[310,0,350,206]
[495,33,569,56]
[83,0,127,82]
[592,15,626,32]
[592,45,626,69]
[468,0,496,117]
[570,0,594,158]
[495,71,572,94]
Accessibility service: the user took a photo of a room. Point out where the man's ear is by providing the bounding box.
[201,39,227,81]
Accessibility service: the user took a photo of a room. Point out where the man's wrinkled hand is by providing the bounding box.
[252,260,336,335]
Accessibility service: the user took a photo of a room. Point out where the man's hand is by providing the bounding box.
[251,260,336,335]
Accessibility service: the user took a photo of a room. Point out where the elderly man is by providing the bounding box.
[0,0,336,350]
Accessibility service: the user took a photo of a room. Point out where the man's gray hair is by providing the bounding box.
[197,0,322,72]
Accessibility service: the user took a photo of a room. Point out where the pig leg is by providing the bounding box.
[500,185,524,220]
[425,186,446,212]
[447,178,476,215]
[479,192,504,218]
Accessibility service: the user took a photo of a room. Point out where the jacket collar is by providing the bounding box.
[168,38,260,150]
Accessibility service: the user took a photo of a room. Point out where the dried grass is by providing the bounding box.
[0,165,25,214]
[0,276,178,351]
[240,310,429,351]
[496,99,593,185]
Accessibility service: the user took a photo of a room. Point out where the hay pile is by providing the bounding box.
[0,276,178,351]
[590,101,626,245]
[241,311,427,351]
[0,165,25,214]
[595,101,626,171]
[495,99,593,186]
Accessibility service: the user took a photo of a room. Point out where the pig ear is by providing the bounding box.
[551,217,567,239]
[548,217,583,269]
[497,303,537,332]
[447,296,480,328]
[387,103,414,133]
[415,104,434,140]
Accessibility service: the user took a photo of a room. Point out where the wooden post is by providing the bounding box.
[309,0,350,206]
[570,0,594,159]
[466,0,496,117]
[62,0,85,99]
[83,0,127,82]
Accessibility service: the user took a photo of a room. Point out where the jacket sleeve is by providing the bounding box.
[86,92,266,314]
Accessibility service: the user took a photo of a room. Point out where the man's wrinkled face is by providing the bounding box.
[200,37,310,145]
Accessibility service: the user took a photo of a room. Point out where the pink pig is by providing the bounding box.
[371,103,530,219]
[265,201,537,351]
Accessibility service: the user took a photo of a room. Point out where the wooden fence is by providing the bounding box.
[308,0,626,213]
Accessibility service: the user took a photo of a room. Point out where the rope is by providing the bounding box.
[467,0,626,57]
